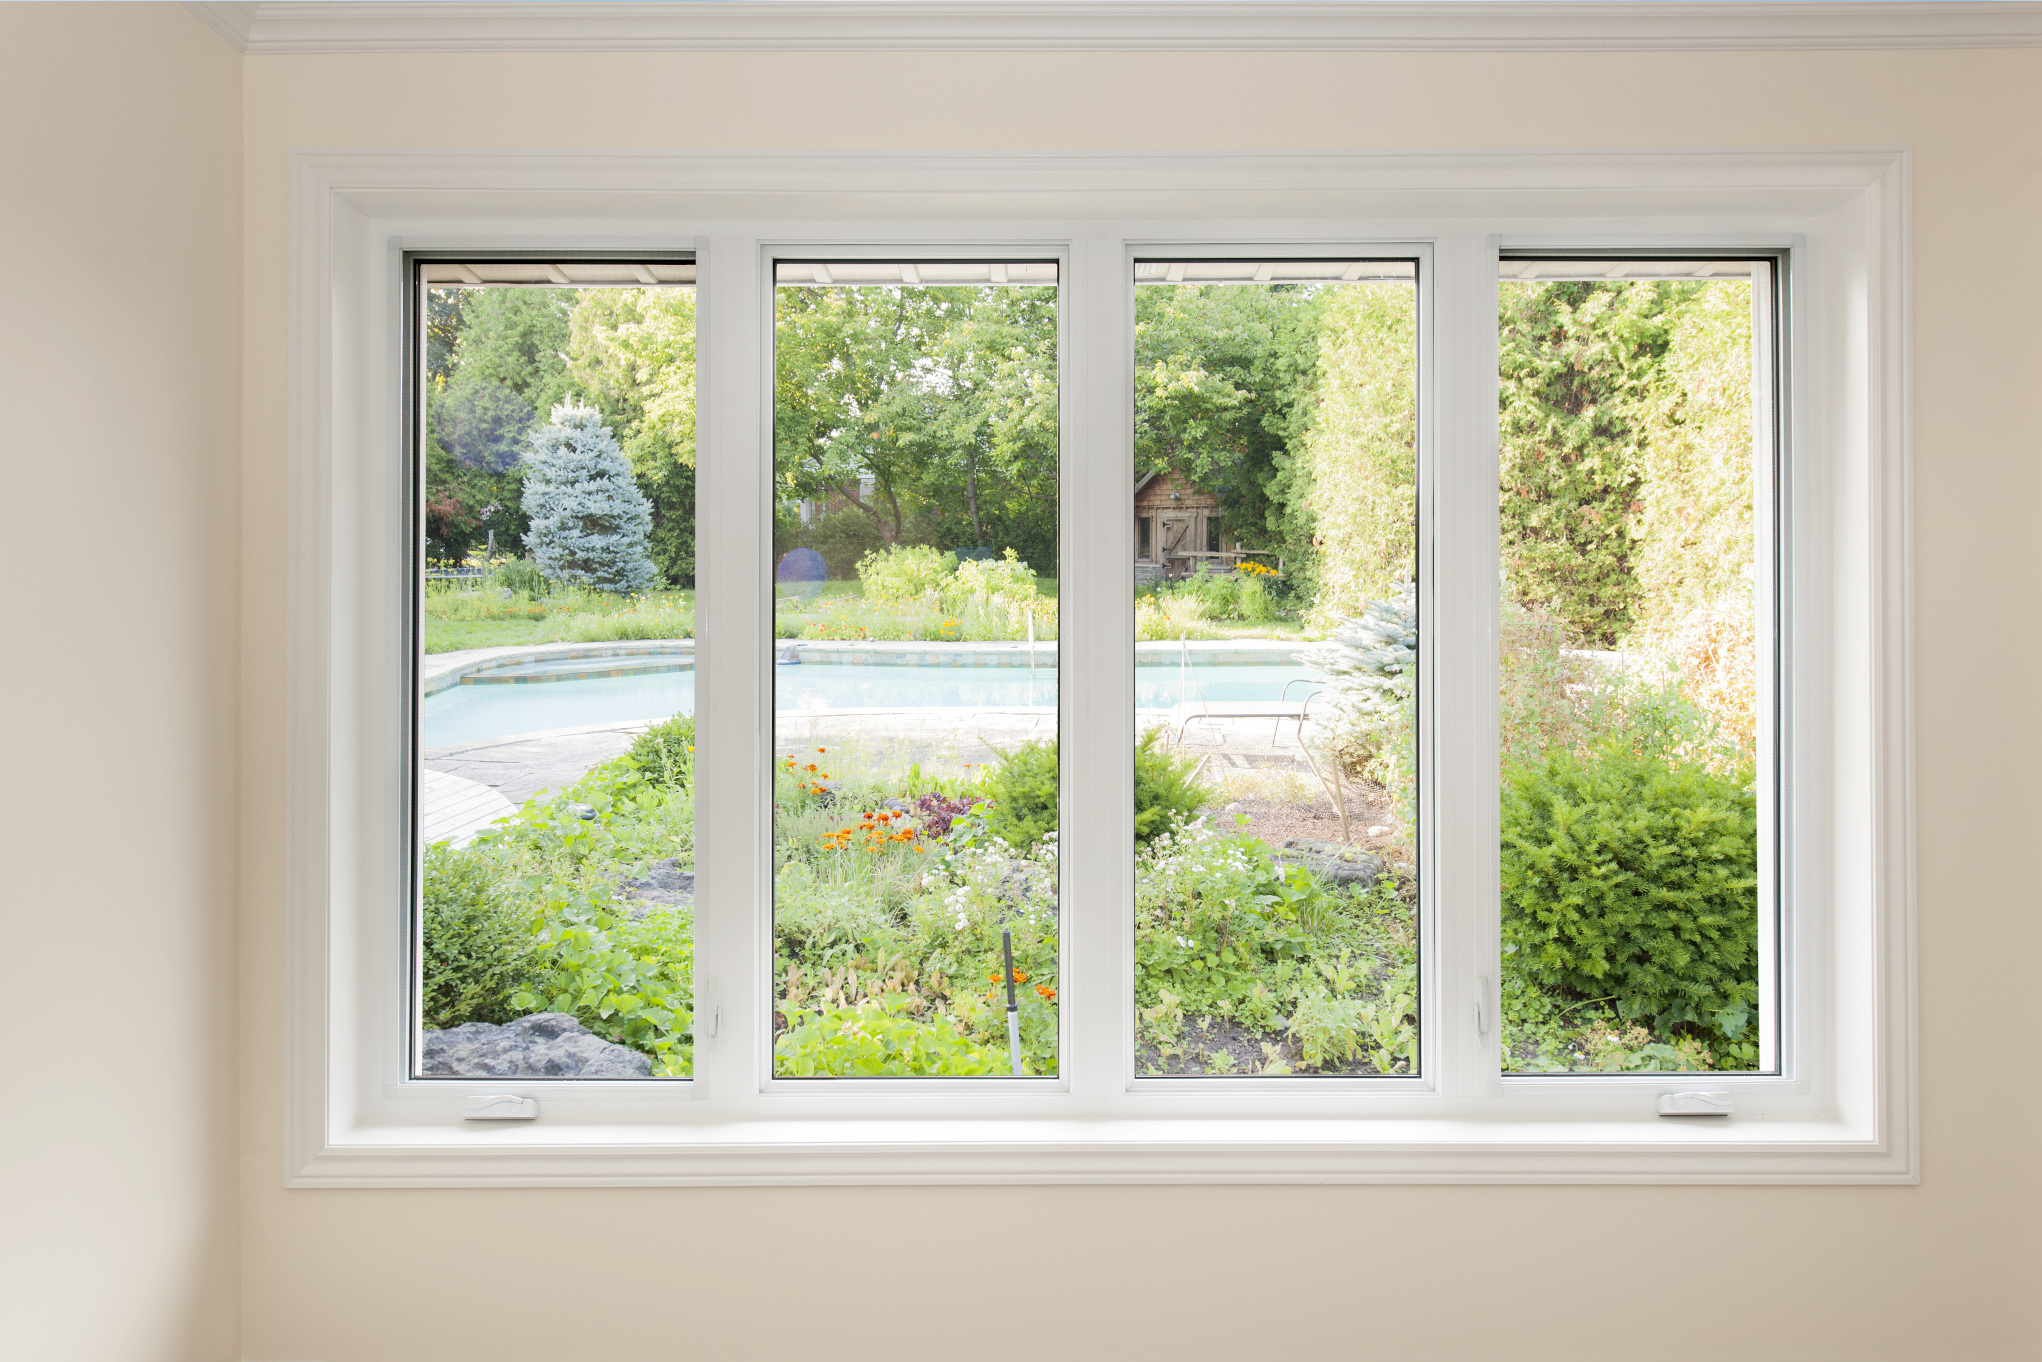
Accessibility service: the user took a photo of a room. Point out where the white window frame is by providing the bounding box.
[285,148,1913,1185]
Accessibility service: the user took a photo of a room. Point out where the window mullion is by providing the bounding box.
[692,234,767,1104]
[1428,234,1503,1098]
[1060,235,1137,1102]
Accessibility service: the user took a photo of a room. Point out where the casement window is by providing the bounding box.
[287,149,1913,1185]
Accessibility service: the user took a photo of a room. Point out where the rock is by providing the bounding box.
[618,856,694,918]
[422,1013,653,1078]
[1275,837,1385,888]
[568,802,597,821]
[1367,825,1388,838]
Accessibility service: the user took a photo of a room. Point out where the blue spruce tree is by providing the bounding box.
[522,402,661,594]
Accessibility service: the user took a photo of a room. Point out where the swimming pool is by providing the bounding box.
[421,660,1318,749]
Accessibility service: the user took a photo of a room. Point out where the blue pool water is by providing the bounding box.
[422,662,1318,749]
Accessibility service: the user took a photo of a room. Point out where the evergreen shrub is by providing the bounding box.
[522,402,661,594]
[421,843,537,1030]
[980,732,1214,851]
[1500,743,1759,1043]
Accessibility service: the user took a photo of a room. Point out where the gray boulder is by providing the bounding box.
[1276,837,1385,889]
[618,856,694,918]
[422,1013,653,1078]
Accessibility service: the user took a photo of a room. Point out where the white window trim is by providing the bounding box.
[285,148,1914,1185]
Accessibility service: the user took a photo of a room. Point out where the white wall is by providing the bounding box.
[8,8,2040,1358]
[0,6,243,1361]
[233,46,2042,1361]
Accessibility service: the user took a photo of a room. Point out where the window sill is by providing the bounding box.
[291,1106,1910,1186]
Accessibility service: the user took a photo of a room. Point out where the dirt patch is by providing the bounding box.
[1206,782,1404,858]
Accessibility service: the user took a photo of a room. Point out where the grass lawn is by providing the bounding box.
[423,587,694,654]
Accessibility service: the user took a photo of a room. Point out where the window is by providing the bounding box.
[1130,258,1419,1080]
[409,256,699,1082]
[290,149,1914,1186]
[1494,256,1781,1077]
[768,258,1062,1079]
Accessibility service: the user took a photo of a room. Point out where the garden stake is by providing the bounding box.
[1002,929,1023,1076]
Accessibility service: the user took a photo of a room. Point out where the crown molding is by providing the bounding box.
[185,1,2042,56]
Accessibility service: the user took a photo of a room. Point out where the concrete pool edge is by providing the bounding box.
[425,636,1310,696]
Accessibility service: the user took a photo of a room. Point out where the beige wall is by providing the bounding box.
[0,6,243,1361]
[7,7,2039,1358]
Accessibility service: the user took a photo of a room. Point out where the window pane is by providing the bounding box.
[414,261,699,1080]
[1497,258,1774,1075]
[771,260,1061,1078]
[1131,260,1420,1078]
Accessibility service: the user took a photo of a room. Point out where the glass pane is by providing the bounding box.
[771,260,1061,1078]
[414,262,700,1080]
[1497,258,1773,1075]
[1131,259,1420,1078]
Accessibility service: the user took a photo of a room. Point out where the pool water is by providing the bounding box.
[422,661,1318,749]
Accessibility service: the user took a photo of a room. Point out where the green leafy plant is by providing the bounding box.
[773,996,1005,1076]
[624,713,695,788]
[420,842,538,1029]
[510,884,695,1076]
[1501,742,1759,1045]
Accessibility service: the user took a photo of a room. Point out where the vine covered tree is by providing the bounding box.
[522,402,661,594]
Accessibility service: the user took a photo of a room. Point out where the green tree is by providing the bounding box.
[569,287,698,585]
[1134,282,1322,564]
[422,286,580,561]
[1497,281,1693,646]
[774,283,1059,568]
[1292,281,1419,625]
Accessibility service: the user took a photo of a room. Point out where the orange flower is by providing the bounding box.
[815,747,827,754]
[1035,985,1056,1001]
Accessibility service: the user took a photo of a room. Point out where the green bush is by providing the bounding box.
[799,510,886,580]
[979,731,1214,851]
[856,542,957,602]
[624,713,695,788]
[421,843,537,1029]
[1501,743,1759,1043]
[492,557,548,596]
[1133,728,1215,844]
[774,997,1005,1077]
[979,738,1059,850]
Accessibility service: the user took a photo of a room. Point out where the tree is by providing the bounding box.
[521,402,661,593]
[449,287,578,412]
[569,287,698,585]
[1497,280,1691,646]
[1294,281,1419,625]
[421,286,579,561]
[773,282,1059,569]
[1134,281,1322,561]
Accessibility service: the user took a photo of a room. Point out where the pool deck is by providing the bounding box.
[420,767,518,847]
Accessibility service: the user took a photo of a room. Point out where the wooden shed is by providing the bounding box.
[1135,470,1224,583]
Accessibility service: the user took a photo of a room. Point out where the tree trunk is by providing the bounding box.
[966,460,984,544]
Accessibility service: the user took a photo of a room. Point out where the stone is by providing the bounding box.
[568,802,597,821]
[618,856,694,918]
[421,1013,653,1078]
[1275,837,1385,888]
